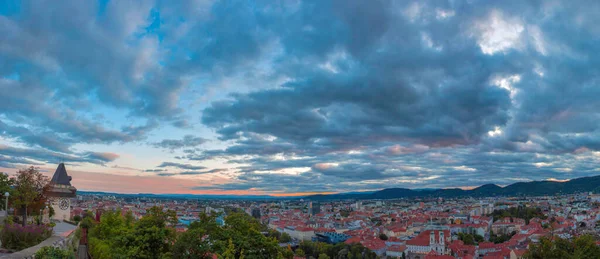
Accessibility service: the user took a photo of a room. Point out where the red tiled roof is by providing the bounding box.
[425,255,454,259]
[406,230,450,247]
[387,245,407,252]
[344,236,361,244]
[362,240,386,250]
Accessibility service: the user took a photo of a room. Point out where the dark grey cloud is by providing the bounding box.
[179,171,210,175]
[5,0,600,193]
[152,135,208,150]
[157,162,206,170]
[153,168,226,177]
[144,169,167,172]
[0,144,117,165]
[84,152,120,163]
[0,155,44,166]
[191,0,600,192]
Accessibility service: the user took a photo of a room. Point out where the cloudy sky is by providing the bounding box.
[2,0,600,195]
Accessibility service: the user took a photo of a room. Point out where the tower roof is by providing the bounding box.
[51,163,72,186]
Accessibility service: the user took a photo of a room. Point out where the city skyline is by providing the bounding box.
[3,0,600,195]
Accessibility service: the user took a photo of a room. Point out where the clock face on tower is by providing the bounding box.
[59,198,69,210]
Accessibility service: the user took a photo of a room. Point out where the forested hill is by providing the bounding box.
[307,175,600,200]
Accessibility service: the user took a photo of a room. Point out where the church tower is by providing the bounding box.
[430,230,435,245]
[46,163,77,221]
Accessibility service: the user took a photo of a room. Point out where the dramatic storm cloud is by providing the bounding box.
[2,0,600,195]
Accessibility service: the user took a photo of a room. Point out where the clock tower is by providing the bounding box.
[46,163,77,221]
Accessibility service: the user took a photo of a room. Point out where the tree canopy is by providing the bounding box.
[0,173,14,210]
[525,235,600,259]
[489,206,547,224]
[10,167,49,226]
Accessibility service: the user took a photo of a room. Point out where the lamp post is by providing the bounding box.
[4,192,8,214]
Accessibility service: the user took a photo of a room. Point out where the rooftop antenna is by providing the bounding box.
[429,215,433,228]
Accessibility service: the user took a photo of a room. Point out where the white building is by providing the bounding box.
[406,230,450,255]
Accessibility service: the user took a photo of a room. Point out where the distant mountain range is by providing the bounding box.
[78,175,600,200]
[306,175,600,200]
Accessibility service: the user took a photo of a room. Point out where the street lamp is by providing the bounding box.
[4,192,8,214]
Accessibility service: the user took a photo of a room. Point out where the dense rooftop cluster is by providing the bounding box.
[70,192,600,258]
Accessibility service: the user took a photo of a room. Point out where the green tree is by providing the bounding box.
[474,234,484,243]
[172,228,212,259]
[0,173,14,210]
[48,205,55,218]
[379,233,388,240]
[524,235,600,259]
[458,233,475,245]
[318,253,330,259]
[220,239,239,259]
[88,207,177,259]
[281,248,294,259]
[35,246,74,259]
[10,167,48,226]
[175,212,281,258]
[280,232,292,243]
[295,248,305,257]
[130,207,177,258]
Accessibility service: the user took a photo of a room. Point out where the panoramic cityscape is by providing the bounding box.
[3,0,600,258]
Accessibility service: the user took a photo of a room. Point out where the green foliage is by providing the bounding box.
[173,212,282,258]
[474,234,484,243]
[267,229,292,243]
[88,207,177,259]
[457,232,475,245]
[525,235,600,259]
[295,248,305,257]
[297,240,376,259]
[3,216,14,225]
[379,233,388,240]
[489,206,547,224]
[214,212,278,258]
[172,228,212,259]
[220,239,242,259]
[35,246,75,259]
[489,231,516,244]
[0,173,14,210]
[0,223,52,250]
[457,232,484,245]
[73,215,82,222]
[88,209,377,259]
[280,232,292,243]
[339,210,351,217]
[543,223,550,229]
[9,167,49,226]
[80,210,94,229]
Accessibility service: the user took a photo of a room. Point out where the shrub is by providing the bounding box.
[3,216,13,225]
[0,224,52,250]
[34,246,75,259]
